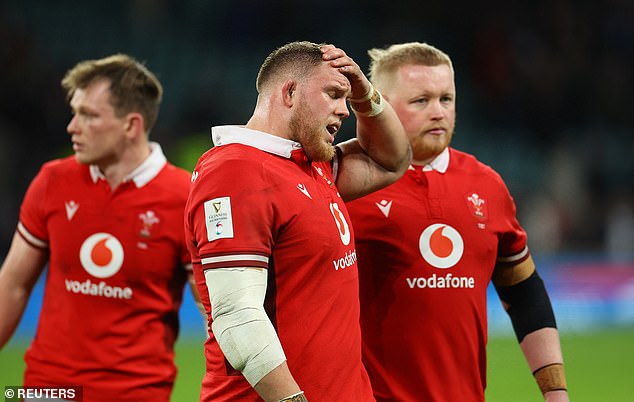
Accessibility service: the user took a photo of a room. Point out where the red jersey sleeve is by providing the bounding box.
[493,171,529,264]
[187,156,276,270]
[18,162,54,248]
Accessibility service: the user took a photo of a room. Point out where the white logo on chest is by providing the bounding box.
[330,202,351,246]
[79,233,124,278]
[297,183,312,199]
[418,224,464,269]
[65,200,79,221]
[375,199,393,218]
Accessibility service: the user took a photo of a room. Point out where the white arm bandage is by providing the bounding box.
[204,267,286,386]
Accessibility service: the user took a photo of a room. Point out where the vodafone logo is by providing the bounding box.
[330,202,351,246]
[79,233,124,278]
[419,224,464,269]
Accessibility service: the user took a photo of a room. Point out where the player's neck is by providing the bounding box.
[98,142,152,190]
[246,104,291,140]
[412,147,447,167]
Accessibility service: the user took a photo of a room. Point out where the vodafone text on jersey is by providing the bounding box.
[64,233,133,299]
[407,224,476,289]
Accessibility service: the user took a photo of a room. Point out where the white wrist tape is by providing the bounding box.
[279,391,308,401]
[349,83,385,117]
[205,267,286,386]
[348,84,375,103]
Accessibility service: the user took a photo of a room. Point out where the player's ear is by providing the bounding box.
[124,112,145,137]
[281,79,296,108]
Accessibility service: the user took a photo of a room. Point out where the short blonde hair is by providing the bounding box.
[368,42,453,90]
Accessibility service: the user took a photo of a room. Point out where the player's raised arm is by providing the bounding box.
[319,45,411,202]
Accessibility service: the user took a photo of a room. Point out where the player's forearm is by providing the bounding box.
[520,327,564,371]
[253,361,303,401]
[0,234,46,349]
[187,272,208,326]
[206,267,304,400]
[0,279,30,348]
[520,328,569,400]
[355,102,411,175]
[544,389,569,402]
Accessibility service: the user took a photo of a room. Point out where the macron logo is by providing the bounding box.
[65,200,79,221]
[375,200,392,218]
[297,183,312,199]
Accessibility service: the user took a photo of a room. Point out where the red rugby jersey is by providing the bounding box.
[346,147,528,402]
[185,126,374,401]
[18,144,191,402]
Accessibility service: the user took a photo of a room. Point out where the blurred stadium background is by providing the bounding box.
[1,1,632,401]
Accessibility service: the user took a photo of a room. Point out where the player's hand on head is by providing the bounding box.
[320,44,371,100]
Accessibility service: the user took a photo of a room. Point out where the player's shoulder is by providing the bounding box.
[450,148,489,170]
[449,148,505,184]
[161,161,193,184]
[145,162,191,201]
[208,143,268,162]
[40,154,78,169]
[38,155,84,178]
[195,144,271,178]
[190,145,287,203]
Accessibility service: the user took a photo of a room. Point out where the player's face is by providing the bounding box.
[289,64,350,162]
[384,64,456,165]
[66,79,129,167]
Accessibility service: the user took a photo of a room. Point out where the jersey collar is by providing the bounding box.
[211,125,302,158]
[89,142,167,188]
[410,147,450,173]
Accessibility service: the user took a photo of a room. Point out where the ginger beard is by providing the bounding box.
[410,122,454,164]
[289,94,336,162]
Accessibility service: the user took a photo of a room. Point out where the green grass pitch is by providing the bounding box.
[1,329,633,401]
